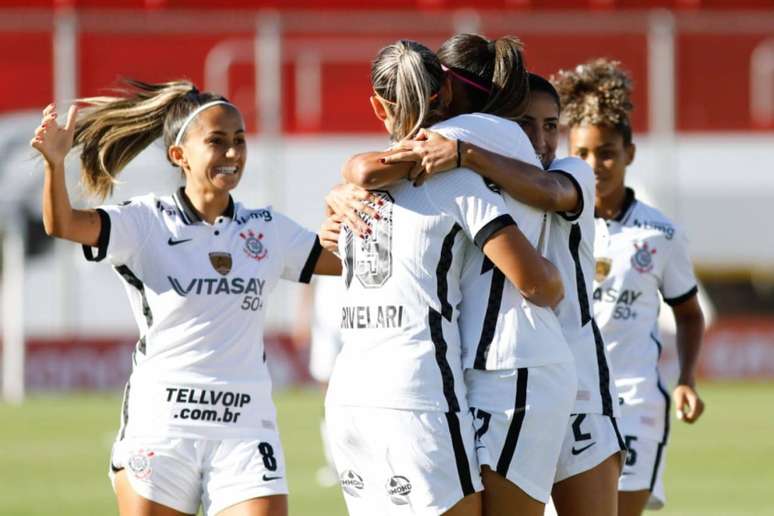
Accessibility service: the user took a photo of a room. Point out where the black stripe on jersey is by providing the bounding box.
[496,367,528,476]
[299,236,323,284]
[437,224,462,321]
[115,265,153,328]
[650,332,663,359]
[429,308,460,412]
[550,170,584,222]
[569,224,592,326]
[473,214,516,250]
[118,381,130,441]
[473,269,505,370]
[82,209,111,262]
[664,285,698,307]
[445,412,476,497]
[591,320,614,416]
[651,377,671,492]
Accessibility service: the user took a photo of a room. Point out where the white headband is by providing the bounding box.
[174,100,234,146]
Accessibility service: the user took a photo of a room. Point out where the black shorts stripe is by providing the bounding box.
[609,416,626,451]
[569,224,592,326]
[436,224,462,321]
[429,308,460,412]
[591,320,614,416]
[650,377,671,492]
[82,208,111,262]
[473,269,505,370]
[445,412,475,497]
[496,368,528,476]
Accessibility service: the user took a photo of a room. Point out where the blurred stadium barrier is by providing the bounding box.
[1,1,773,398]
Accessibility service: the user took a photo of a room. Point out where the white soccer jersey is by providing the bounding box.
[546,157,618,416]
[593,188,698,439]
[446,114,571,370]
[84,188,321,439]
[327,145,516,413]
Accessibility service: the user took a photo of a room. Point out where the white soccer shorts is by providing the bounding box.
[554,413,627,483]
[618,432,668,509]
[109,431,288,515]
[325,405,483,515]
[465,362,576,503]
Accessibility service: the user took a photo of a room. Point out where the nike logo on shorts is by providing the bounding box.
[168,237,193,246]
[571,442,596,455]
[263,474,283,481]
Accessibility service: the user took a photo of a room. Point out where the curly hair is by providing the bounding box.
[551,58,634,143]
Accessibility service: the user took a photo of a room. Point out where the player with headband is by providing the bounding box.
[385,71,626,516]
[323,35,575,516]
[30,80,341,516]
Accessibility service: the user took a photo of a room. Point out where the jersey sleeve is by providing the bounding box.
[82,198,154,266]
[548,157,594,222]
[660,226,699,306]
[423,169,516,249]
[272,211,323,283]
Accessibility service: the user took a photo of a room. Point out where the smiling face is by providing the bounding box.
[569,123,635,201]
[169,104,246,194]
[517,90,560,169]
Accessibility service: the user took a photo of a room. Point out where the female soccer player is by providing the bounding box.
[30,81,340,516]
[385,72,625,516]
[552,59,706,516]
[322,39,565,516]
[326,35,577,516]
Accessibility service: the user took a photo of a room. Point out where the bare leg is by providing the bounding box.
[443,491,482,516]
[115,470,192,516]
[618,490,650,516]
[552,453,620,516]
[481,466,544,516]
[216,494,288,516]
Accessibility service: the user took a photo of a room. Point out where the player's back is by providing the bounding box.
[328,156,513,413]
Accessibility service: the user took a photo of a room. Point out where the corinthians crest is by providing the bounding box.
[209,252,233,275]
[595,257,612,283]
[631,241,657,273]
[240,230,268,261]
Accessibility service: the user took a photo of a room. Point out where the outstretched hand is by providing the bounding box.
[30,103,79,167]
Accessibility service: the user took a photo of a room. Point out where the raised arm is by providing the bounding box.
[31,103,102,247]
[482,225,564,308]
[384,129,581,213]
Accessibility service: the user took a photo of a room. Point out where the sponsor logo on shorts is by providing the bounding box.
[386,475,412,505]
[127,449,155,480]
[340,470,364,497]
[262,474,283,481]
[571,442,597,455]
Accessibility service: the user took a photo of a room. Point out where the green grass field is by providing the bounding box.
[1,382,772,515]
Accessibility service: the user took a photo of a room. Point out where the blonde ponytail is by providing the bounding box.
[73,79,228,198]
[371,40,445,141]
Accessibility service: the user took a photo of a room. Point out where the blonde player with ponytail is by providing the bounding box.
[322,39,566,516]
[31,81,341,516]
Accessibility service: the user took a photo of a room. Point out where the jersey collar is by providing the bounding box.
[173,187,235,225]
[614,187,637,223]
[596,187,637,223]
